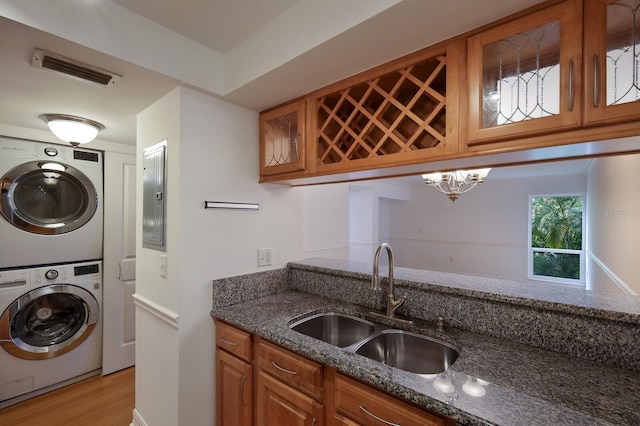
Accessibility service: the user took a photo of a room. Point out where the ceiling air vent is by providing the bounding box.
[31,48,122,87]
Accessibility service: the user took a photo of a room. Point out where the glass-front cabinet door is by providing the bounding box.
[584,0,640,125]
[466,0,583,145]
[259,99,307,177]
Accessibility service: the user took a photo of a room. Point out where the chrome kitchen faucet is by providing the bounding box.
[371,243,407,321]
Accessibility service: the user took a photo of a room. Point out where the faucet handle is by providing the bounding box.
[436,315,462,332]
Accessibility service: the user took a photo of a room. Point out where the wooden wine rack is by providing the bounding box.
[316,55,447,167]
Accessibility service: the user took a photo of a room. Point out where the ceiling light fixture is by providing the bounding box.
[422,168,491,203]
[40,114,105,147]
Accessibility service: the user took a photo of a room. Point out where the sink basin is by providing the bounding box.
[354,329,459,374]
[290,312,376,348]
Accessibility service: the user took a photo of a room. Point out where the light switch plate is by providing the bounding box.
[160,254,167,277]
[258,248,272,266]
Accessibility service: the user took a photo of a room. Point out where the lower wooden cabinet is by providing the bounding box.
[215,320,253,426]
[256,371,324,426]
[216,348,252,426]
[333,414,361,426]
[257,339,323,400]
[333,374,450,426]
[214,319,453,426]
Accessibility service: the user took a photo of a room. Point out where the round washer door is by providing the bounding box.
[0,284,99,360]
[0,161,98,234]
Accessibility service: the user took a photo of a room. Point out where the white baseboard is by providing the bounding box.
[130,408,147,426]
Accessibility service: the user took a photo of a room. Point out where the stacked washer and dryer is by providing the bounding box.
[0,137,104,407]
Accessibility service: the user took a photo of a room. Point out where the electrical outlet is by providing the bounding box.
[258,248,273,266]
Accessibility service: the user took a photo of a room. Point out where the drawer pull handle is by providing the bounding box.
[271,361,298,375]
[240,375,248,406]
[220,337,238,346]
[311,418,317,426]
[359,404,400,426]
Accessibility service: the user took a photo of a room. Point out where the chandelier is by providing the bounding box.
[422,168,491,202]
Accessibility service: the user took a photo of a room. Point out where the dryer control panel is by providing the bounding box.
[31,262,101,285]
[0,270,30,289]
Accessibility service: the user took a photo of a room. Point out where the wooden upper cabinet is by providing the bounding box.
[584,0,640,125]
[466,0,583,146]
[311,41,463,174]
[258,0,640,184]
[259,98,307,177]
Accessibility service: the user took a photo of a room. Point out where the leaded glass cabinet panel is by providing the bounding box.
[259,99,307,177]
[585,0,640,124]
[467,0,583,145]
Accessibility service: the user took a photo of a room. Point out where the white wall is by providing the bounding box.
[348,186,379,263]
[303,183,350,260]
[135,87,181,426]
[135,86,304,426]
[382,174,586,281]
[347,181,411,263]
[586,154,640,295]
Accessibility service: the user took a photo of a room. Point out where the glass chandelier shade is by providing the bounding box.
[40,114,104,147]
[422,168,491,202]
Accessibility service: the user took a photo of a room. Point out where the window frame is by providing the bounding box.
[527,193,586,286]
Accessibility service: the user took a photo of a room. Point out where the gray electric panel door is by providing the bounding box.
[142,140,166,250]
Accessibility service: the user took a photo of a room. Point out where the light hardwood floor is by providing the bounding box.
[0,367,134,426]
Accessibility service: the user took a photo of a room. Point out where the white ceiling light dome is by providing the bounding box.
[40,114,105,147]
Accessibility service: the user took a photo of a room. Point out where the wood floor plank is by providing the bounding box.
[0,367,134,426]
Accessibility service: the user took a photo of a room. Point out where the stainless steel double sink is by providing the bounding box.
[289,312,459,375]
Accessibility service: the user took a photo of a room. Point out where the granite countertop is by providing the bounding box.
[291,258,640,322]
[212,290,640,426]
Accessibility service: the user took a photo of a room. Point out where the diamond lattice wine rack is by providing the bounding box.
[316,54,448,168]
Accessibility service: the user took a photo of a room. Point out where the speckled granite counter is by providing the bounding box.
[211,259,640,425]
[288,259,640,372]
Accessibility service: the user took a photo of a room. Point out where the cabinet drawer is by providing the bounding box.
[335,374,446,426]
[333,414,360,426]
[216,321,252,362]
[257,339,323,400]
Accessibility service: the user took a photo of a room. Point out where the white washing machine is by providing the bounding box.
[0,137,103,269]
[0,261,102,407]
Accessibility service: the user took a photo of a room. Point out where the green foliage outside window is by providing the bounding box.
[530,196,583,281]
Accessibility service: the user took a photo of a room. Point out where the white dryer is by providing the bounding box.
[0,137,103,269]
[0,261,102,407]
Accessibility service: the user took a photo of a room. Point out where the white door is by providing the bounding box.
[102,151,137,375]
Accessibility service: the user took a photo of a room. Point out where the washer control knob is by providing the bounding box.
[44,147,58,157]
[45,269,59,280]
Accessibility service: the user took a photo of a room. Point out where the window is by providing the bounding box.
[528,195,584,285]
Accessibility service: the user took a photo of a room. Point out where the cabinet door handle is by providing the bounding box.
[220,337,238,346]
[568,59,575,112]
[240,375,248,406]
[593,54,600,108]
[271,361,298,375]
[359,404,401,426]
[311,418,317,426]
[293,134,300,162]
